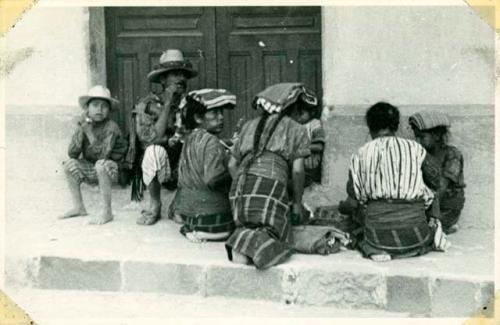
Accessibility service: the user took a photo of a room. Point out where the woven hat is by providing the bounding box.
[187,88,236,110]
[409,111,451,131]
[253,83,318,114]
[78,85,119,110]
[147,49,198,83]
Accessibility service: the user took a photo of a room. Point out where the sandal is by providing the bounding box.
[136,207,161,226]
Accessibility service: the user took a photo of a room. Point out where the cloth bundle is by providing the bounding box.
[408,111,450,130]
[253,83,318,114]
[290,225,354,255]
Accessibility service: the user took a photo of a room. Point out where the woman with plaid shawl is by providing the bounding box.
[225,83,316,269]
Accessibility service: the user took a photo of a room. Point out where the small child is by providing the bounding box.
[409,111,465,234]
[296,105,325,187]
[175,89,236,242]
[59,86,128,225]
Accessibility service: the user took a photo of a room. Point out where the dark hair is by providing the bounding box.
[365,102,400,133]
[183,96,206,130]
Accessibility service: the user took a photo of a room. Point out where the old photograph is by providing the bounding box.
[0,1,496,323]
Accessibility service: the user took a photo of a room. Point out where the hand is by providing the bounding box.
[163,84,183,104]
[167,136,180,148]
[79,120,96,143]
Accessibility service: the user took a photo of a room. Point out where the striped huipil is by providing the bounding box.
[349,136,437,257]
[350,136,434,207]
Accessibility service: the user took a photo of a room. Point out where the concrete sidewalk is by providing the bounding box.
[4,183,495,318]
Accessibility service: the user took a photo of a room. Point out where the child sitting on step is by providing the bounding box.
[59,86,128,225]
[175,89,236,242]
[409,111,465,234]
[296,105,325,187]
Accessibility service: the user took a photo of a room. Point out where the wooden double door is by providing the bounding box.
[105,7,322,137]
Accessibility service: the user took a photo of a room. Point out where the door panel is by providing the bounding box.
[105,7,216,133]
[215,7,322,137]
[105,7,322,137]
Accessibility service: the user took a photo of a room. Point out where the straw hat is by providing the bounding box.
[147,49,198,83]
[78,85,119,110]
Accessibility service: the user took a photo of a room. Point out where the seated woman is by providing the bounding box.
[226,83,316,269]
[175,89,236,242]
[409,111,465,234]
[345,102,449,261]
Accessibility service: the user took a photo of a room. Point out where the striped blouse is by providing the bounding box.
[349,136,434,207]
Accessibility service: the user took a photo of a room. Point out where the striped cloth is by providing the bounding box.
[226,174,292,269]
[349,136,435,207]
[64,158,118,184]
[141,145,171,186]
[408,111,451,131]
[179,212,234,235]
[187,88,236,110]
[253,83,317,114]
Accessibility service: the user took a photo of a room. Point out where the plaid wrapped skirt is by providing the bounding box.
[358,200,434,258]
[226,174,292,269]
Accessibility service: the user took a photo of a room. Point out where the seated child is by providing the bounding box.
[409,111,465,234]
[297,106,325,187]
[59,85,128,225]
[175,89,236,242]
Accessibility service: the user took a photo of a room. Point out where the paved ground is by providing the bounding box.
[5,288,410,324]
[5,182,494,281]
[3,180,496,319]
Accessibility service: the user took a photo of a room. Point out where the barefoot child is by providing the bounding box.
[175,89,236,242]
[60,86,128,225]
[409,111,465,234]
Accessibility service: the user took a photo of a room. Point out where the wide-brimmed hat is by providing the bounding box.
[409,111,451,131]
[147,49,198,83]
[186,88,236,110]
[78,85,119,110]
[253,82,318,114]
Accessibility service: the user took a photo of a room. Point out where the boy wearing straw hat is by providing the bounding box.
[59,85,128,225]
[127,49,197,225]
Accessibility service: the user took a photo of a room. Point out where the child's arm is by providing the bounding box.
[68,125,85,159]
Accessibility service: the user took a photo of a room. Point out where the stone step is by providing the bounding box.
[5,209,495,319]
[5,288,411,323]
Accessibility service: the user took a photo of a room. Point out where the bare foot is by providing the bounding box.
[88,212,113,225]
[370,254,392,262]
[231,250,251,265]
[58,208,88,219]
[185,232,204,243]
[185,231,230,243]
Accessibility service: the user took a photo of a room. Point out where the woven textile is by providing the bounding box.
[253,83,317,114]
[187,88,236,110]
[409,111,451,131]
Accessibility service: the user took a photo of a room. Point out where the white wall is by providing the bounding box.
[322,6,495,107]
[4,6,90,109]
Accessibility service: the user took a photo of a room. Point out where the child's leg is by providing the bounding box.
[137,177,162,225]
[59,159,88,219]
[89,160,115,225]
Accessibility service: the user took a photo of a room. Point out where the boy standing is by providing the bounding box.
[59,85,128,225]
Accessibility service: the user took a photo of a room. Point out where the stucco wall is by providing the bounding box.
[4,5,495,231]
[305,6,495,230]
[5,7,92,219]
